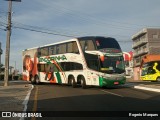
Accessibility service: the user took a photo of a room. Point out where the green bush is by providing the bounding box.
[13,76,19,80]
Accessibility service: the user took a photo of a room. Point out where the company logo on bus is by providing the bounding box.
[39,55,67,64]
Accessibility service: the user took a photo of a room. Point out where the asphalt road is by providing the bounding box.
[25,83,160,120]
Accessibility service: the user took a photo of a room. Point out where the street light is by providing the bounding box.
[4,0,21,87]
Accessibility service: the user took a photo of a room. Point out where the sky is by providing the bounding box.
[0,0,160,72]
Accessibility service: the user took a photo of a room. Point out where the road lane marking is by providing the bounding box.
[134,86,160,93]
[19,85,34,120]
[101,90,124,97]
[31,86,38,120]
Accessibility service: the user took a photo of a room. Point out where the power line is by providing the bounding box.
[13,26,76,38]
[12,25,132,42]
[10,20,133,42]
[46,2,160,29]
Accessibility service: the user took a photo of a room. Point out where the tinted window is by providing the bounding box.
[79,40,96,51]
[39,47,48,56]
[56,45,59,54]
[60,62,83,71]
[38,64,46,72]
[67,42,79,54]
[84,53,99,71]
[38,64,59,72]
[86,40,96,50]
[95,37,121,50]
[59,44,67,54]
[86,59,99,71]
[49,45,56,55]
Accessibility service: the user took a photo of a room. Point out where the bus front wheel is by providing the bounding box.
[68,76,76,88]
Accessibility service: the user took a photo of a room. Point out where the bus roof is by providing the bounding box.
[23,36,113,51]
[23,38,77,51]
[78,36,111,40]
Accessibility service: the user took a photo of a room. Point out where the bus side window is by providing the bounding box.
[86,40,96,50]
[87,59,99,71]
[59,44,66,54]
[40,47,49,56]
[67,42,73,53]
[73,42,79,54]
[37,64,45,72]
[49,45,56,55]
[60,62,83,71]
[79,40,96,51]
[67,42,79,54]
[56,45,59,54]
[38,49,41,56]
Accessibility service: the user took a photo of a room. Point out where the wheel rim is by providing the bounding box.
[71,78,74,85]
[70,77,76,87]
[36,77,39,83]
[81,79,83,86]
[31,77,34,82]
[68,77,73,85]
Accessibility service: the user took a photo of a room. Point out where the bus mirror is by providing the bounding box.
[100,55,104,62]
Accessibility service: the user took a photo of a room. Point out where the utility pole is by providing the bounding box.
[4,0,21,86]
[4,0,12,86]
[0,42,2,75]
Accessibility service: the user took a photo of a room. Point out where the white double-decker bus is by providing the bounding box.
[22,36,126,88]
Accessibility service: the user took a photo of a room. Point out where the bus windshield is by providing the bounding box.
[100,56,125,74]
[95,37,121,51]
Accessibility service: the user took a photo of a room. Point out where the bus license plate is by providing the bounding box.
[114,82,119,85]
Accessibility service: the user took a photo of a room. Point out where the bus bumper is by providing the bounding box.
[99,77,126,87]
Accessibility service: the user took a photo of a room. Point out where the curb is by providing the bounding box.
[19,84,34,120]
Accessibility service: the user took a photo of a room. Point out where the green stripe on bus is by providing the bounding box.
[99,77,103,87]
[56,72,62,84]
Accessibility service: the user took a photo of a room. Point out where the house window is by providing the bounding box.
[153,34,158,39]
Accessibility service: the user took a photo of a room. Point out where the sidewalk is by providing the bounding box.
[0,80,32,120]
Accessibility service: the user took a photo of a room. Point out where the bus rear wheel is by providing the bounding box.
[80,76,86,89]
[35,76,41,84]
[31,76,36,84]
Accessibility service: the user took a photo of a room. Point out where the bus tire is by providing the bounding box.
[156,77,160,82]
[68,76,76,88]
[31,76,36,84]
[35,76,41,85]
[80,76,86,89]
